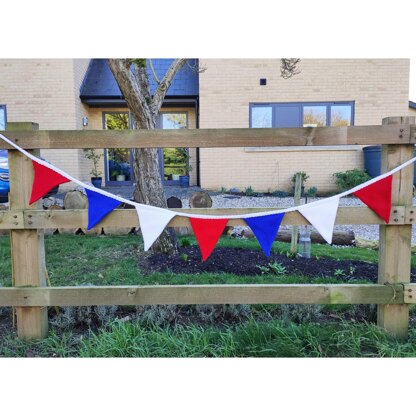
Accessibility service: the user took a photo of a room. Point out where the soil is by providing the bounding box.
[141,246,416,282]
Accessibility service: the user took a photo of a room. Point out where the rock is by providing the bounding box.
[355,237,379,250]
[42,197,56,208]
[189,191,212,208]
[64,190,88,210]
[229,188,240,194]
[167,196,182,208]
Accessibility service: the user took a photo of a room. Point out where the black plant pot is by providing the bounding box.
[91,177,102,189]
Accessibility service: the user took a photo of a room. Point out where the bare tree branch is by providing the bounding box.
[148,59,161,84]
[108,59,154,128]
[187,60,207,74]
[280,58,301,79]
[152,58,188,113]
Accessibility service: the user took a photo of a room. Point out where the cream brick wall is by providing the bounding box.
[83,106,197,186]
[0,58,90,190]
[199,59,410,192]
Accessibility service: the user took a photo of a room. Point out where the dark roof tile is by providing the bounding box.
[80,59,199,99]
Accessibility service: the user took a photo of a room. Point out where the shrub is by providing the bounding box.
[306,186,318,197]
[272,190,289,198]
[244,186,254,196]
[180,238,191,248]
[291,171,309,185]
[333,169,370,192]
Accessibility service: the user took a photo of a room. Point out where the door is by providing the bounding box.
[103,112,134,186]
[159,112,188,184]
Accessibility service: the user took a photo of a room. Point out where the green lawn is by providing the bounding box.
[0,233,396,288]
[1,233,415,357]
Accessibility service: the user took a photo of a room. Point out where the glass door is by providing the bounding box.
[103,112,134,185]
[160,112,188,184]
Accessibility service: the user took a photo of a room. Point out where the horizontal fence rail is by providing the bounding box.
[0,284,410,307]
[0,125,415,149]
[0,206,415,229]
[1,118,414,341]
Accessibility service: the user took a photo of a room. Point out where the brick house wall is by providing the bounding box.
[0,59,90,188]
[198,59,410,193]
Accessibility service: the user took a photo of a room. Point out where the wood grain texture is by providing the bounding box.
[403,284,416,303]
[0,206,410,230]
[0,284,404,307]
[0,125,413,149]
[377,117,415,340]
[8,149,48,340]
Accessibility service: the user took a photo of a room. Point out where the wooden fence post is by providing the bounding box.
[7,122,48,339]
[378,116,415,340]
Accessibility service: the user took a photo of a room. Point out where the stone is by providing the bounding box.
[189,191,212,208]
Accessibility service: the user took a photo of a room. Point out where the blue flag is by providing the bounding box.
[86,189,121,230]
[245,213,285,256]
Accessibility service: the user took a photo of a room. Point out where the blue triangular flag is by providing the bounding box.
[245,213,285,256]
[86,188,121,230]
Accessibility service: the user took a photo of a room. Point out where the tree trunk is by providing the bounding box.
[132,146,178,253]
[108,59,187,254]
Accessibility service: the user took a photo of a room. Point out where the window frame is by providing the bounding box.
[102,111,134,185]
[249,101,355,128]
[0,105,7,131]
[158,111,189,185]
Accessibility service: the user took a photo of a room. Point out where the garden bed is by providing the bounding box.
[141,246,416,282]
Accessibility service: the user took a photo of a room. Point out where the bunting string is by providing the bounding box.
[1,132,415,260]
[1,132,414,219]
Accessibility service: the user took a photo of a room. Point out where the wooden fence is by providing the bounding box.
[1,116,416,341]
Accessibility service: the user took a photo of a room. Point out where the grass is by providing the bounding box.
[0,233,391,287]
[1,233,415,357]
[2,319,416,357]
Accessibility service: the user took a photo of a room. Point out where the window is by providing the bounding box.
[303,105,327,127]
[250,102,354,128]
[159,113,188,181]
[0,105,6,130]
[103,112,132,182]
[251,106,272,128]
[330,105,352,126]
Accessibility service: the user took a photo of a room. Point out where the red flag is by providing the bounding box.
[189,218,228,261]
[30,161,70,204]
[353,175,393,223]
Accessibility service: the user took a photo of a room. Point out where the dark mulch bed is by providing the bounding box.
[142,246,416,283]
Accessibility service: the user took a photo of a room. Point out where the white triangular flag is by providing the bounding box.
[136,205,176,251]
[298,197,340,244]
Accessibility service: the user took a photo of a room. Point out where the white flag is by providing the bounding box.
[136,205,176,251]
[298,197,340,244]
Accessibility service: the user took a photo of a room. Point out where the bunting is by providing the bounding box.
[30,161,70,204]
[136,205,176,251]
[298,197,340,244]
[353,175,393,223]
[245,213,285,256]
[189,218,228,261]
[85,189,121,229]
[0,132,409,262]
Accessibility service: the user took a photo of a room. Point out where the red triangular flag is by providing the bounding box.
[30,161,70,204]
[353,175,393,223]
[189,218,228,261]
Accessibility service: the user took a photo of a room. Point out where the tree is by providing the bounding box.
[108,58,187,254]
[108,58,301,254]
